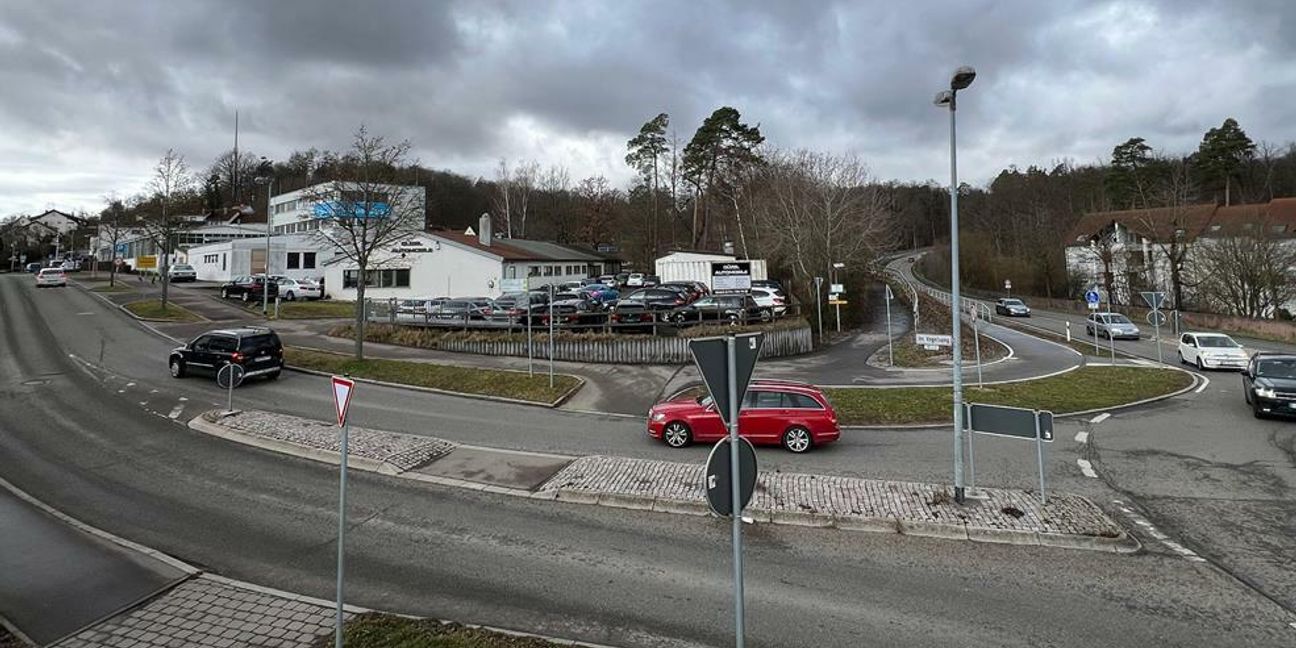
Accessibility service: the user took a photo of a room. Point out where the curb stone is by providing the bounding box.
[1039,531,1140,554]
[832,515,899,534]
[285,362,584,409]
[769,509,834,528]
[650,498,710,517]
[898,519,970,541]
[554,489,602,505]
[596,492,656,511]
[967,526,1041,546]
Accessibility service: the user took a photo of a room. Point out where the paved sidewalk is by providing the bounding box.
[195,410,1133,551]
[56,576,344,648]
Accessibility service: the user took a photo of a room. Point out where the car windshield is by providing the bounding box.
[1198,336,1239,348]
[1004,299,1024,306]
[1255,359,1296,379]
[172,265,193,270]
[1107,314,1132,324]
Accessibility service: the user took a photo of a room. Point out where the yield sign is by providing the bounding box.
[688,333,764,426]
[331,375,356,427]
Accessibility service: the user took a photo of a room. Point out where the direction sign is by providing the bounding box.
[1140,291,1167,310]
[331,375,356,427]
[830,283,844,294]
[1004,279,1012,291]
[216,363,245,390]
[1147,310,1167,327]
[136,255,157,270]
[828,299,847,306]
[704,437,758,517]
[965,403,1053,441]
[915,333,952,347]
[689,333,764,426]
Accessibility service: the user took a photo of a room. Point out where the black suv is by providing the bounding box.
[666,294,769,325]
[169,327,284,382]
[1242,352,1296,418]
[220,275,279,302]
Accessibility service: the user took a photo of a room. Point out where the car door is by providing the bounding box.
[1179,334,1196,363]
[736,390,785,443]
[208,335,239,371]
[185,335,218,374]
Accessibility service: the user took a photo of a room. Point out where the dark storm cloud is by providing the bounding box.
[1,0,1294,215]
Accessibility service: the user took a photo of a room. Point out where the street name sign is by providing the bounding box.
[965,403,1053,441]
[915,333,952,347]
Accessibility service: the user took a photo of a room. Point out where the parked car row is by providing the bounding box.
[217,274,323,302]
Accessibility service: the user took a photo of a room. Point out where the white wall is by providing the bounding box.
[323,236,504,300]
[655,257,768,287]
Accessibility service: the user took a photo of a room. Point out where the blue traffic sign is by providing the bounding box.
[1084,290,1100,305]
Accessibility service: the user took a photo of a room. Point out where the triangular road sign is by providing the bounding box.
[1140,291,1167,310]
[332,375,356,427]
[688,333,764,426]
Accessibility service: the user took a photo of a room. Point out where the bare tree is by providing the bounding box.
[513,160,539,238]
[100,193,129,287]
[749,150,894,295]
[492,158,512,238]
[138,149,195,309]
[1135,158,1200,309]
[303,126,425,359]
[1196,226,1296,318]
[537,164,573,242]
[574,176,618,247]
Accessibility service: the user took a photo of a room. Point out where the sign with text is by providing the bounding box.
[711,261,752,295]
[915,333,952,347]
[500,278,527,293]
[135,255,157,270]
[830,283,844,294]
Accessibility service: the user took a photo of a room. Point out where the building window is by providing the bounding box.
[222,254,227,271]
[528,266,540,277]
[543,265,554,276]
[287,253,300,270]
[303,252,316,269]
[343,268,410,289]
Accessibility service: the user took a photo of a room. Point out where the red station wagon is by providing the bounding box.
[647,380,840,453]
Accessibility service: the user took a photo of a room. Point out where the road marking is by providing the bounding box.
[1089,413,1110,424]
[178,397,188,402]
[77,312,95,316]
[1074,431,1089,444]
[1194,375,1210,393]
[125,382,135,388]
[1113,500,1206,562]
[1076,459,1098,478]
[168,405,185,420]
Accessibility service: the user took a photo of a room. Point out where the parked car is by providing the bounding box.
[581,285,620,309]
[620,288,689,311]
[219,275,279,302]
[538,293,604,326]
[609,301,658,331]
[647,380,840,453]
[428,299,491,323]
[168,327,283,383]
[626,273,646,287]
[994,298,1031,317]
[487,291,549,324]
[662,280,709,301]
[643,275,661,287]
[1242,353,1296,418]
[1178,332,1249,370]
[167,263,197,282]
[749,287,787,316]
[598,275,618,287]
[666,294,769,325]
[557,280,586,293]
[35,267,67,287]
[397,296,447,317]
[275,277,322,301]
[751,279,783,292]
[1085,312,1140,340]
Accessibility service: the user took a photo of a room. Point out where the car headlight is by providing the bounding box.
[1256,387,1277,399]
[651,411,666,422]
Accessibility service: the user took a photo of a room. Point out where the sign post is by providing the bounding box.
[970,305,983,388]
[1004,279,1012,298]
[689,333,764,648]
[813,277,824,343]
[216,363,244,414]
[884,284,894,367]
[1085,288,1101,355]
[330,375,357,648]
[548,284,555,388]
[1105,291,1116,363]
[1141,291,1167,365]
[964,403,1054,504]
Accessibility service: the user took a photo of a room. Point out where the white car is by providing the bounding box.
[626,273,646,287]
[750,287,787,315]
[168,263,197,282]
[35,268,68,287]
[1178,332,1249,370]
[276,277,322,301]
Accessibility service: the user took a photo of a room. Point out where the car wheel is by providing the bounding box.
[782,426,813,453]
[1244,387,1252,404]
[662,421,692,448]
[267,370,281,381]
[285,291,296,301]
[1196,357,1204,371]
[169,358,186,379]
[1086,326,1093,336]
[1253,398,1266,419]
[1178,351,1186,365]
[241,292,249,302]
[220,288,228,299]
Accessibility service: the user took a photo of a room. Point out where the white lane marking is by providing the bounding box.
[150,389,158,394]
[1114,500,1205,562]
[125,382,135,388]
[168,405,184,420]
[1076,459,1098,478]
[1194,375,1210,393]
[1089,413,1110,424]
[117,389,125,394]
[1074,431,1090,444]
[178,397,188,402]
[77,312,95,316]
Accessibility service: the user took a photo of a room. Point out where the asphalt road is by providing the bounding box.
[896,254,1296,617]
[4,274,1296,646]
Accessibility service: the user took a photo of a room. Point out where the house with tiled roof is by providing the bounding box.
[1064,198,1296,305]
[320,214,623,300]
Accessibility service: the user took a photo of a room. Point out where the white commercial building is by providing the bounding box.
[269,181,426,235]
[321,214,621,301]
[185,233,338,283]
[655,250,768,288]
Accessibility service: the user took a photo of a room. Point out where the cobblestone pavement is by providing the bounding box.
[539,456,1123,537]
[212,410,455,471]
[56,576,345,648]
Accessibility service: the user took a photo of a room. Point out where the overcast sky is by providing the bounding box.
[2,0,1293,217]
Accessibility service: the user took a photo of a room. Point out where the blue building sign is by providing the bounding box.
[312,201,391,220]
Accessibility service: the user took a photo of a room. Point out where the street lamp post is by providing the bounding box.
[934,65,976,504]
[256,157,274,316]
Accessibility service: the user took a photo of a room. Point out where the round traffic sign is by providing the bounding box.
[704,437,758,517]
[1147,310,1167,327]
[1085,290,1100,305]
[216,363,245,389]
[1004,279,1012,290]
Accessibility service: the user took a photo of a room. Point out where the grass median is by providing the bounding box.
[285,346,581,404]
[825,365,1193,426]
[89,283,137,293]
[314,613,564,648]
[122,299,203,322]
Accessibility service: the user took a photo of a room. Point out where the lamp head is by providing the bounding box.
[951,66,977,90]
[933,90,954,107]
